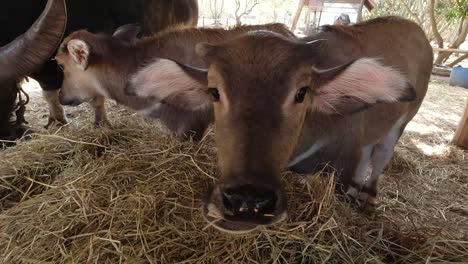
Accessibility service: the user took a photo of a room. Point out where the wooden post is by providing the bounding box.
[453,100,468,150]
[291,0,305,32]
[317,10,323,28]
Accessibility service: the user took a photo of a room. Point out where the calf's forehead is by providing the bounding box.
[219,35,305,74]
[210,36,312,100]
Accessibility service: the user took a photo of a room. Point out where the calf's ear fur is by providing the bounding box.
[311,58,416,115]
[127,58,211,111]
[67,39,90,70]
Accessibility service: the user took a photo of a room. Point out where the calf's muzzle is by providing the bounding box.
[221,184,277,224]
[59,91,82,106]
[203,174,287,233]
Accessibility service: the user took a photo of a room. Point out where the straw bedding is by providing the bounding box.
[0,78,466,263]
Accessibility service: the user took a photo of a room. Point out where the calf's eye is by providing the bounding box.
[208,88,220,101]
[295,87,309,103]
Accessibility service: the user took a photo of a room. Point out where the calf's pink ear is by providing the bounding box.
[126,58,211,111]
[310,58,416,115]
[67,39,90,70]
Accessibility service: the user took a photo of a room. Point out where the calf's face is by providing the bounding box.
[55,25,140,106]
[127,32,415,233]
[55,38,102,106]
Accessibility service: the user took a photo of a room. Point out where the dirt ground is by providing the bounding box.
[0,75,466,263]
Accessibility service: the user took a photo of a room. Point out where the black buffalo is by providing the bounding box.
[0,0,198,141]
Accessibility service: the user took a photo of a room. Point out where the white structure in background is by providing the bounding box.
[291,0,375,35]
[320,2,360,25]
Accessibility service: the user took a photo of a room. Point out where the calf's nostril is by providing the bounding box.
[221,191,242,215]
[254,198,275,214]
[221,185,277,217]
[239,201,249,213]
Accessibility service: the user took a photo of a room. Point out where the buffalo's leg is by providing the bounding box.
[89,96,111,127]
[346,144,373,201]
[0,80,32,143]
[0,80,18,140]
[43,89,67,128]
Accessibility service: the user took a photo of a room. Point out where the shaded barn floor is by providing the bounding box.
[0,76,466,263]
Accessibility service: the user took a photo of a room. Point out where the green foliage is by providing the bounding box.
[363,0,415,20]
[365,0,467,20]
[442,0,468,20]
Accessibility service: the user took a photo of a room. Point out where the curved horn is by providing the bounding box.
[311,60,355,80]
[305,39,327,46]
[294,38,326,59]
[175,61,208,85]
[0,0,67,81]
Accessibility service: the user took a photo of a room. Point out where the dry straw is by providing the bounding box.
[0,114,467,263]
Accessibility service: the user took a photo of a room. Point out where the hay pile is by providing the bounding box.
[0,112,467,263]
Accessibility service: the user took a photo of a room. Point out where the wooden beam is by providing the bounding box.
[291,0,305,32]
[453,101,468,150]
[364,0,375,10]
[325,0,374,10]
[433,47,468,54]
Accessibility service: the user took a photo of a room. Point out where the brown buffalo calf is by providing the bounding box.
[55,23,294,139]
[126,17,432,233]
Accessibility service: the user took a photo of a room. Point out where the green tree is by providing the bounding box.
[365,0,467,66]
[234,0,259,26]
[431,0,467,65]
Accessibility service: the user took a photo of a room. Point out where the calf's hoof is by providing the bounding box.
[344,185,360,202]
[344,185,379,212]
[358,192,378,212]
[44,116,68,129]
[94,119,112,128]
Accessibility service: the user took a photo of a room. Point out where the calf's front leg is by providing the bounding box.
[43,90,68,128]
[360,135,400,209]
[89,96,111,127]
[345,144,373,202]
[359,121,406,210]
